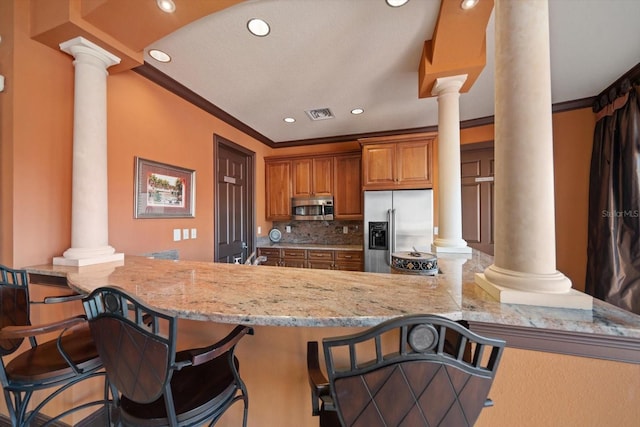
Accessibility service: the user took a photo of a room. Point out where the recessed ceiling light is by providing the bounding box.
[247,18,270,37]
[386,0,410,7]
[156,0,175,13]
[284,117,296,123]
[351,108,364,115]
[461,0,479,10]
[149,49,171,63]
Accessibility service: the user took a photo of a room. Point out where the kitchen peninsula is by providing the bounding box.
[25,251,640,426]
[27,250,640,336]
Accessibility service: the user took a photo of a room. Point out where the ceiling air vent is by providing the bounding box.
[305,108,334,121]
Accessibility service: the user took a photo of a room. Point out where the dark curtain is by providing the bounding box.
[586,79,640,314]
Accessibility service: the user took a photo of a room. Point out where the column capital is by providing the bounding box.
[431,74,468,96]
[60,37,121,69]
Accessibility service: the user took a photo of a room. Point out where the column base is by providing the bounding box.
[431,239,472,254]
[475,273,592,310]
[54,246,124,267]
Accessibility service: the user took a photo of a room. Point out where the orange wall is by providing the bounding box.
[552,108,595,291]
[1,0,274,267]
[2,1,637,425]
[106,71,272,261]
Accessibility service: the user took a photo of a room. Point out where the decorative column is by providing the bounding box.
[53,37,124,266]
[475,0,591,308]
[431,75,471,254]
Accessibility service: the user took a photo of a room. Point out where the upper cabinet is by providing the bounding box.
[265,151,362,221]
[265,160,292,221]
[360,133,436,190]
[334,153,362,219]
[292,157,333,197]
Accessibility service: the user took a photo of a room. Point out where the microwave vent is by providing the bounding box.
[305,108,334,121]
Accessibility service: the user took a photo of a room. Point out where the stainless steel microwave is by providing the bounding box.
[291,196,334,220]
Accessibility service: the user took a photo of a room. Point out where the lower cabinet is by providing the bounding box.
[257,248,363,271]
[281,249,306,268]
[256,247,281,267]
[334,251,363,271]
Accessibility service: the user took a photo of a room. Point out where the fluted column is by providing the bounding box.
[54,37,124,266]
[431,75,471,254]
[475,0,591,308]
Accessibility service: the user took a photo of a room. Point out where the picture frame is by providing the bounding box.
[134,157,195,218]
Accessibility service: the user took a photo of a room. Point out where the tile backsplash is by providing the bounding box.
[258,220,363,246]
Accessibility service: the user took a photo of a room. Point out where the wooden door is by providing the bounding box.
[215,136,254,263]
[265,160,291,220]
[334,153,362,219]
[461,145,494,255]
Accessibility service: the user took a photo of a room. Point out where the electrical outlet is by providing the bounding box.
[191,228,197,239]
[173,229,181,241]
[343,226,348,234]
[286,226,291,233]
[183,229,189,240]
[258,226,262,235]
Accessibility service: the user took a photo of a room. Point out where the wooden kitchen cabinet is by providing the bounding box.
[333,250,363,271]
[265,160,292,220]
[281,248,306,268]
[292,157,333,197]
[360,133,435,190]
[334,153,363,219]
[265,151,362,220]
[306,249,334,269]
[257,247,363,271]
[257,247,282,266]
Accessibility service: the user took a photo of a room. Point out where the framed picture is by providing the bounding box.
[134,157,195,218]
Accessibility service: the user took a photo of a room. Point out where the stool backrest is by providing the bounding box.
[83,287,176,404]
[322,315,505,427]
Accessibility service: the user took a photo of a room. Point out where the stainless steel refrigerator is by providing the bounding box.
[364,189,434,273]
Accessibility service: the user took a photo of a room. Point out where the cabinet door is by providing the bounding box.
[396,141,433,187]
[362,144,396,189]
[334,154,363,219]
[258,248,282,266]
[292,158,313,197]
[334,250,363,271]
[265,160,292,220]
[292,157,333,197]
[312,157,333,195]
[281,249,306,268]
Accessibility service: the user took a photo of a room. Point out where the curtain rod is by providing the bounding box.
[593,62,640,113]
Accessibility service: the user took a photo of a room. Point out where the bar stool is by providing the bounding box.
[307,314,505,427]
[82,286,253,427]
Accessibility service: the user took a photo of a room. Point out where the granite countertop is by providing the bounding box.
[25,251,640,342]
[257,243,363,251]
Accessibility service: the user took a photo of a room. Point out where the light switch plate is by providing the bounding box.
[191,228,197,239]
[343,226,348,234]
[183,229,189,239]
[173,229,181,241]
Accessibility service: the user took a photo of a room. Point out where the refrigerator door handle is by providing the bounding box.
[386,209,393,266]
[387,208,396,266]
[391,208,397,253]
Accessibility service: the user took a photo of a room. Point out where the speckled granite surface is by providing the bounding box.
[25,251,640,338]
